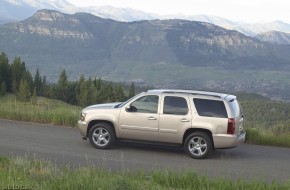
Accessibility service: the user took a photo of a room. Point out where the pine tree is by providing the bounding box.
[128,82,136,98]
[10,57,25,92]
[22,69,34,93]
[31,87,37,105]
[0,81,6,96]
[17,78,31,102]
[96,83,111,103]
[10,57,33,94]
[12,79,18,93]
[0,52,10,92]
[34,68,43,96]
[94,77,102,91]
[114,84,126,102]
[88,80,97,105]
[57,70,68,102]
[77,75,86,106]
[42,76,48,97]
[66,81,78,105]
[79,83,89,106]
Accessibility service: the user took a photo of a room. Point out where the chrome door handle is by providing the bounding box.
[148,116,157,120]
[180,118,190,122]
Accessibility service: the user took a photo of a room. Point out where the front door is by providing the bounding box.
[119,95,159,141]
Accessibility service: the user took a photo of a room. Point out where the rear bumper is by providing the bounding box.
[78,120,88,140]
[213,131,246,149]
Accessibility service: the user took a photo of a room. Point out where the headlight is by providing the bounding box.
[80,113,86,121]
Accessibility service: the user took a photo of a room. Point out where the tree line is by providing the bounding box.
[0,52,136,106]
[1,52,289,135]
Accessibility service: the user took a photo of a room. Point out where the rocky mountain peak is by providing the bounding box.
[9,10,93,40]
[32,9,65,22]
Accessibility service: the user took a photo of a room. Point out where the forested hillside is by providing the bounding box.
[1,10,290,101]
[1,52,289,139]
[239,94,290,138]
[0,52,137,107]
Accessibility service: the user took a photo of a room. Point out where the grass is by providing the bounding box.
[0,156,289,190]
[0,94,81,126]
[246,128,290,148]
[0,94,289,188]
[0,94,290,147]
[239,97,290,148]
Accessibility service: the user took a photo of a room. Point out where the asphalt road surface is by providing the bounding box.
[0,119,289,182]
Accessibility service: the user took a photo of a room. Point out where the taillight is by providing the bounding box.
[227,118,235,134]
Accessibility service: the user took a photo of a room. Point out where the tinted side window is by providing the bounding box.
[130,95,159,113]
[193,98,227,118]
[163,96,188,115]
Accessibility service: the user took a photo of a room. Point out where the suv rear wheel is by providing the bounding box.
[184,131,213,159]
[88,123,115,149]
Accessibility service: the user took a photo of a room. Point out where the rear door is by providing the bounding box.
[158,95,191,144]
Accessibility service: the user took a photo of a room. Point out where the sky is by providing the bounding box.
[66,0,290,23]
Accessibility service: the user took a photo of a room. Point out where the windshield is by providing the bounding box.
[115,93,141,108]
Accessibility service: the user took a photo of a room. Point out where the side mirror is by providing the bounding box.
[126,105,137,112]
[125,105,131,112]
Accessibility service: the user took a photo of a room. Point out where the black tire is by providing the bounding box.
[184,131,213,159]
[88,123,116,149]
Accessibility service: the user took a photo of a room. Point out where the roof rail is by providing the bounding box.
[161,90,222,98]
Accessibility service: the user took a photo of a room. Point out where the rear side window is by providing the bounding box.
[163,96,188,115]
[193,98,227,118]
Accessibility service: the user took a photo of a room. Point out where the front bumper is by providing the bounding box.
[78,120,88,140]
[213,131,246,149]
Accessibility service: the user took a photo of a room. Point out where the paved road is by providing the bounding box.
[0,119,289,182]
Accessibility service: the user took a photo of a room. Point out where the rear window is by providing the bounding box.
[229,99,242,118]
[193,98,227,118]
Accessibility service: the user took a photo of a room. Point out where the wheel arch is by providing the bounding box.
[183,128,214,147]
[87,120,116,138]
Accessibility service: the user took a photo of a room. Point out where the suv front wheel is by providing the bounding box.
[184,132,213,159]
[88,123,115,149]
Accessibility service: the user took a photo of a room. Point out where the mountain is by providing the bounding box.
[0,0,77,23]
[1,0,156,23]
[254,31,290,45]
[1,0,290,38]
[0,10,290,100]
[232,21,290,36]
[83,6,157,22]
[159,15,290,36]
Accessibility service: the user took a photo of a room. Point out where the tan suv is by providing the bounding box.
[78,89,246,159]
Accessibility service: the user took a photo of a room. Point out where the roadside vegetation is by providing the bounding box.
[0,94,80,126]
[1,50,290,188]
[0,156,289,190]
[0,52,290,147]
[237,93,290,147]
[1,90,289,148]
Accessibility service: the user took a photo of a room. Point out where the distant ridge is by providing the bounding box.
[0,10,290,103]
[1,0,290,38]
[254,31,290,45]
